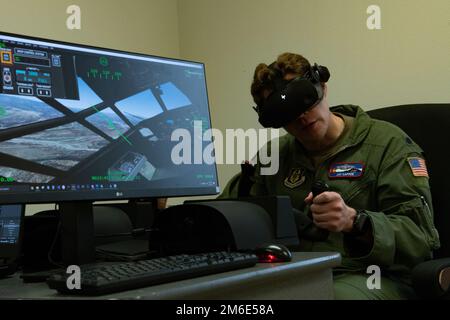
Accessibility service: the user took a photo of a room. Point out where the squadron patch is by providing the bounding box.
[407,157,429,178]
[284,168,306,189]
[328,162,364,179]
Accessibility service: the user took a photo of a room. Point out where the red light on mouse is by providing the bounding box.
[267,254,277,262]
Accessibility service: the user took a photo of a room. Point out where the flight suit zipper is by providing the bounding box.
[420,196,440,249]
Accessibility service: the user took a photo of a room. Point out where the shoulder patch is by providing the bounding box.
[407,157,429,178]
[284,168,306,188]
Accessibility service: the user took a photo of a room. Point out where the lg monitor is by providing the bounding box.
[0,31,219,264]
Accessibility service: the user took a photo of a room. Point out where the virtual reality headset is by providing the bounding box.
[253,63,330,128]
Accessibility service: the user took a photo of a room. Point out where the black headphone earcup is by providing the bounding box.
[309,64,328,101]
[309,64,321,83]
[315,64,330,83]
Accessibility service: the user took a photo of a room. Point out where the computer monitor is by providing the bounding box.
[0,32,219,265]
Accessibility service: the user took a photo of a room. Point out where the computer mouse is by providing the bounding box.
[254,243,292,263]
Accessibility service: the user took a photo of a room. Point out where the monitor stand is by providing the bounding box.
[58,198,161,266]
[58,201,95,266]
[126,198,160,234]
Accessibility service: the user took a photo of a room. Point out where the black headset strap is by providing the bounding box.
[269,61,328,81]
[268,63,290,92]
[270,62,322,83]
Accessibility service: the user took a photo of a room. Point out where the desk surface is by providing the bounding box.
[0,252,341,300]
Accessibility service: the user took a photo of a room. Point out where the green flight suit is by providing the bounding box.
[218,105,440,299]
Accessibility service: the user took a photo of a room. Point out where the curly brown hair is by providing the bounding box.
[250,52,311,106]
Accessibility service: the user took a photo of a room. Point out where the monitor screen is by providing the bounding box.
[0,204,22,245]
[0,204,23,262]
[0,32,219,204]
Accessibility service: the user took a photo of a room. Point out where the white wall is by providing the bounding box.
[0,0,180,58]
[177,0,450,195]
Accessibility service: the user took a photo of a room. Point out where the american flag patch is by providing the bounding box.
[407,157,429,177]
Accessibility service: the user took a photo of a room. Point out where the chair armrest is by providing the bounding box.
[411,258,450,299]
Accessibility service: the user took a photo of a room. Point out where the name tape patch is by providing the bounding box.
[329,162,364,179]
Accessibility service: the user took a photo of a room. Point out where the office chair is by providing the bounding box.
[367,103,450,299]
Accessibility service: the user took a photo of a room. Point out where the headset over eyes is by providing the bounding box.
[253,63,330,128]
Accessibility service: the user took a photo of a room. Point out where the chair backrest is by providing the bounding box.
[367,104,450,258]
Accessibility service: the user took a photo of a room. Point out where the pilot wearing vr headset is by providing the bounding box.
[219,52,440,299]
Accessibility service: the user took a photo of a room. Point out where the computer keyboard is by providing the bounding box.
[46,251,258,295]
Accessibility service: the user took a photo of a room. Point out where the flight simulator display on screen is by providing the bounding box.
[0,32,219,204]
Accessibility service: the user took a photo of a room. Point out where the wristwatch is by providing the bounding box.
[349,210,370,236]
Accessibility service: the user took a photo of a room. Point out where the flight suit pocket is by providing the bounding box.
[339,175,375,210]
[385,197,440,250]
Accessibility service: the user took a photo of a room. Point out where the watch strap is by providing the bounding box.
[349,209,369,236]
